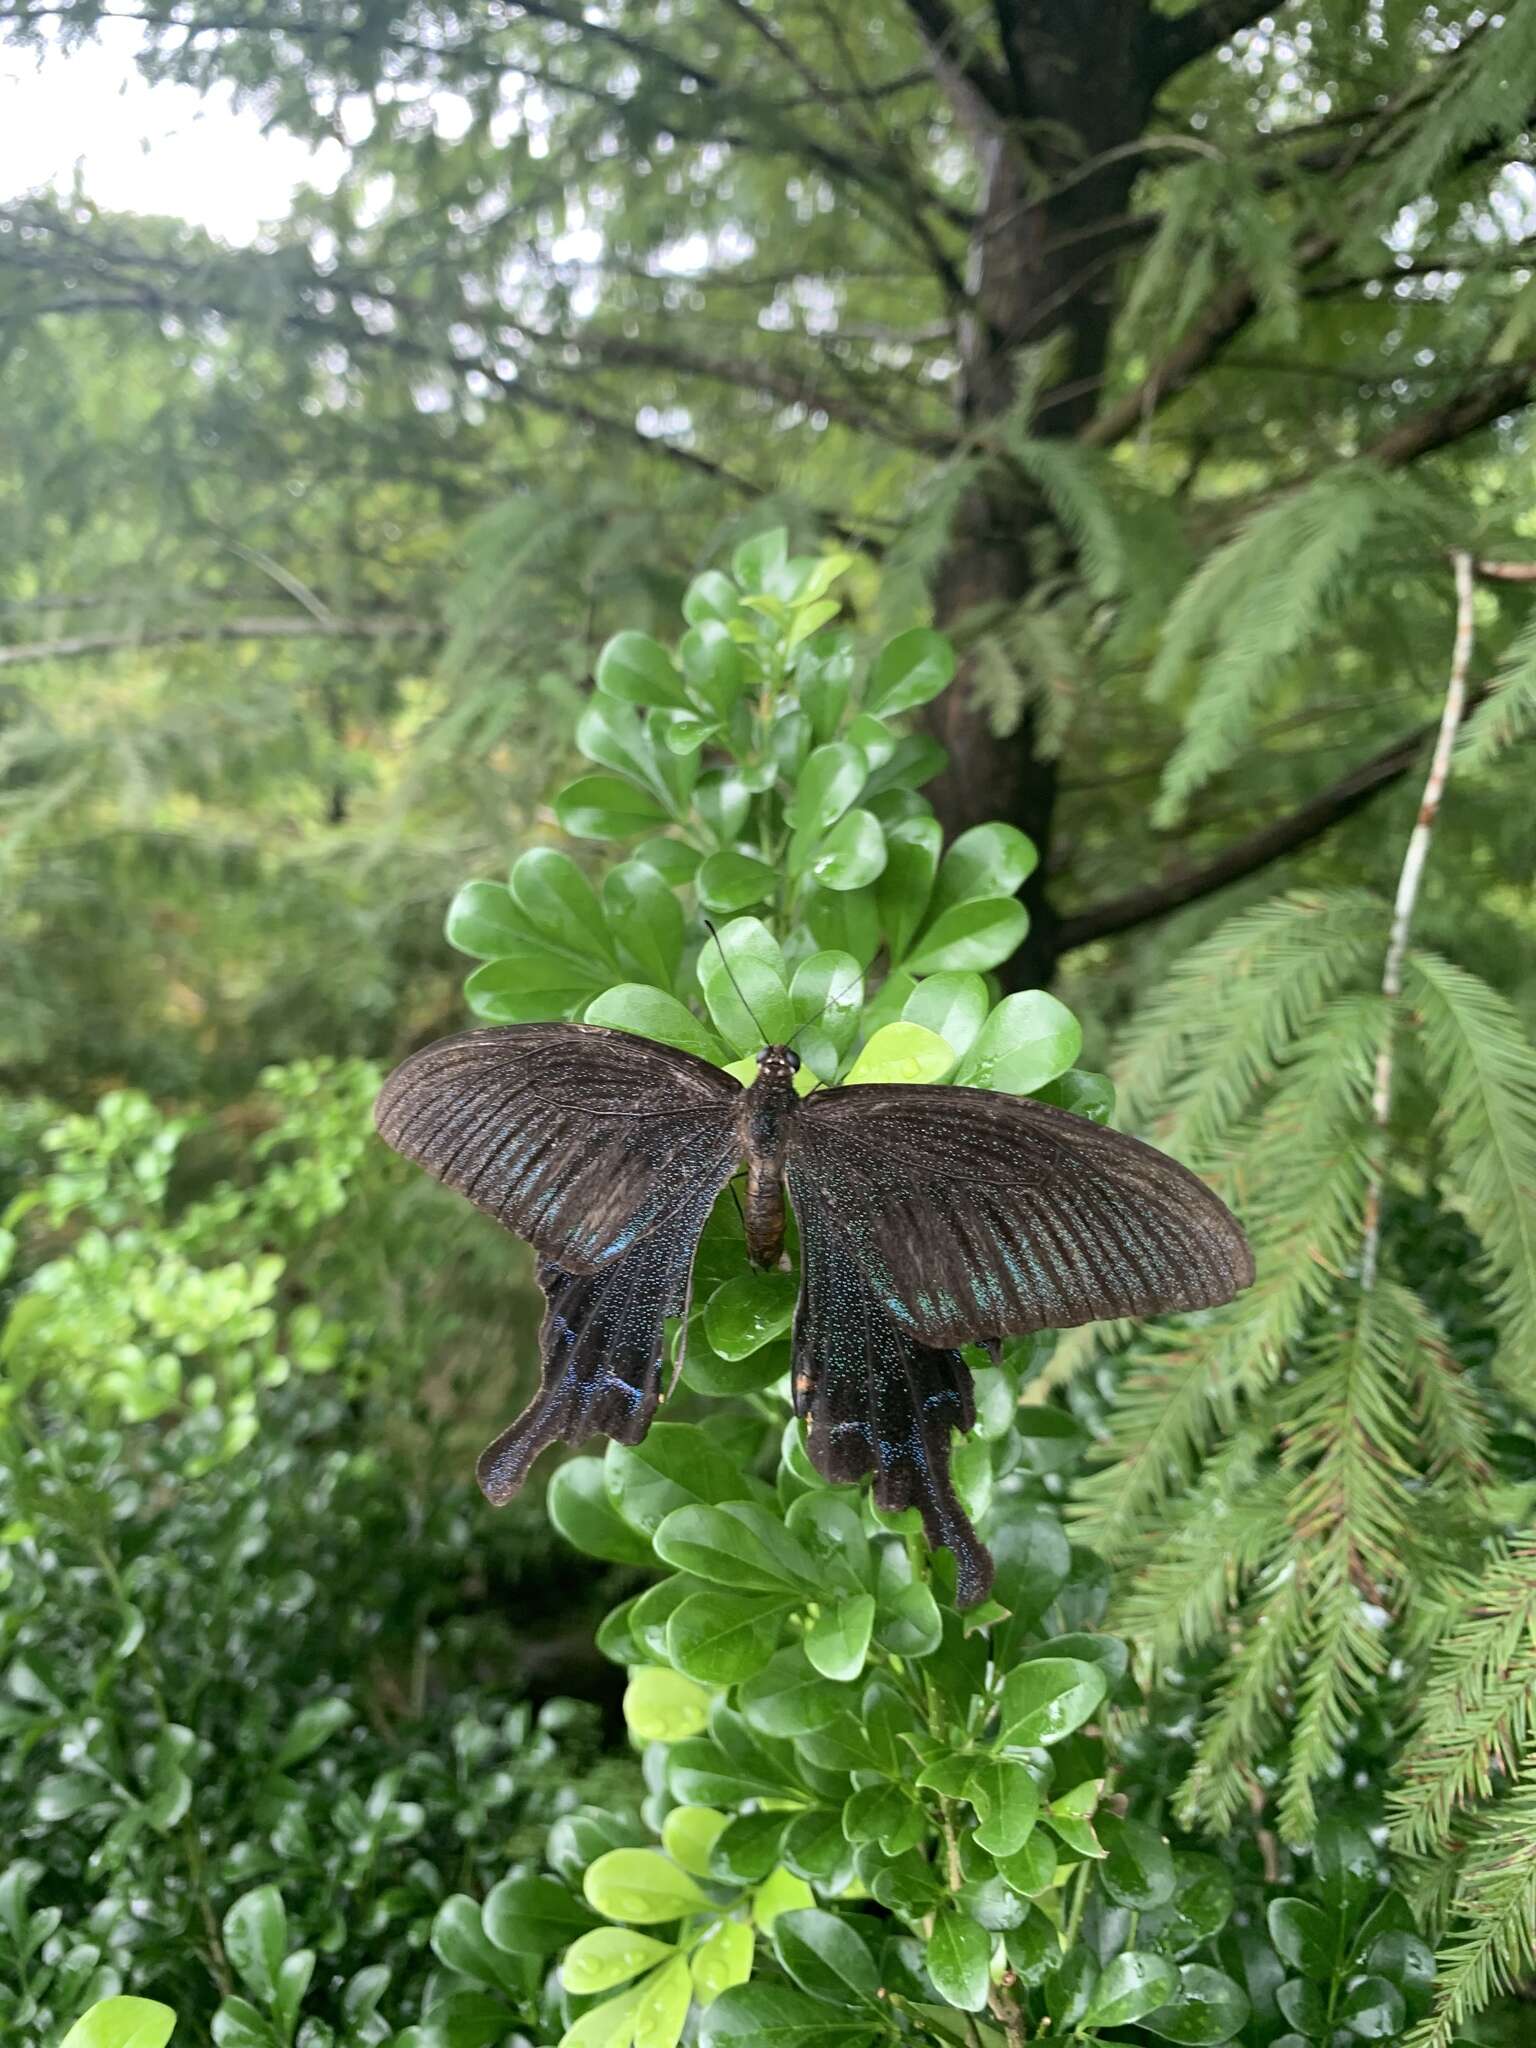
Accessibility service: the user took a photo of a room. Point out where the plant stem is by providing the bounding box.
[1359,546,1476,1292]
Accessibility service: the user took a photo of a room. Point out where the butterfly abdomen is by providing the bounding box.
[742,1055,798,1269]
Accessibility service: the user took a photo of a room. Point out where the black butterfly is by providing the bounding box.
[374,1022,1253,1606]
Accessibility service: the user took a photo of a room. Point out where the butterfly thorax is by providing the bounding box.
[741,1046,799,1268]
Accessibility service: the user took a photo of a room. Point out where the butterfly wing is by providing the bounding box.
[375,1023,742,1495]
[792,1084,1253,1348]
[783,1086,1253,1607]
[784,1158,994,1607]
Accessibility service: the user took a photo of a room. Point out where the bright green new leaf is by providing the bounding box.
[633,1953,694,2048]
[624,1666,713,1744]
[584,1849,712,1925]
[902,972,990,1060]
[732,526,788,588]
[562,1926,677,1995]
[841,1022,955,1086]
[61,2000,178,2048]
[661,1805,728,1879]
[691,1918,755,2006]
[682,570,743,627]
[750,1866,815,1931]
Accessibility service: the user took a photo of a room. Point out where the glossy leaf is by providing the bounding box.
[623,1666,713,1744]
[704,1272,798,1358]
[996,1658,1107,1750]
[654,1503,818,1594]
[771,1909,879,2006]
[697,850,779,914]
[1143,1965,1251,2045]
[584,1849,711,1925]
[953,990,1083,1094]
[805,1593,875,1683]
[810,808,885,891]
[585,985,729,1064]
[904,897,1029,975]
[562,1927,677,1995]
[841,1022,955,1086]
[484,1875,598,1956]
[865,628,956,717]
[556,774,672,839]
[548,1458,657,1566]
[691,1918,755,2006]
[61,2001,177,2048]
[697,916,795,1050]
[596,630,690,708]
[925,1908,990,2012]
[1099,1815,1178,1911]
[667,1589,788,1684]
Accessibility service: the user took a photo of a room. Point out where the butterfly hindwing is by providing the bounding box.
[792,1083,1254,1347]
[375,1023,741,1493]
[785,1160,994,1607]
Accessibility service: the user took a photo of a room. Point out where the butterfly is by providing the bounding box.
[374,1020,1253,1606]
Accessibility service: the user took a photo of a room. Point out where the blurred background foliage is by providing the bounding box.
[3,1,1536,2044]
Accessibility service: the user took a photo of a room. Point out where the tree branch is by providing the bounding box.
[1150,0,1277,86]
[1366,357,1536,468]
[0,615,431,669]
[901,0,1012,118]
[1055,679,1497,953]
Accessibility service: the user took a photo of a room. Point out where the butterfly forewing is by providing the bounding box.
[374,1023,741,1270]
[790,1084,1254,1346]
[375,1023,741,1492]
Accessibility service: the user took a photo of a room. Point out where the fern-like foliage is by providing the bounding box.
[1459,602,1536,764]
[1146,469,1445,822]
[1080,890,1535,1880]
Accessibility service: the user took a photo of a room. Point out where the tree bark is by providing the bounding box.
[919,0,1161,985]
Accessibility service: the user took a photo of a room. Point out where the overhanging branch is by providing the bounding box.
[1055,682,1496,952]
[0,614,431,669]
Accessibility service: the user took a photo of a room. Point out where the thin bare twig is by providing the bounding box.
[1359,548,1476,1290]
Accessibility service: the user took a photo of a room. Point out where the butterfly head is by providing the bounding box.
[754,1044,801,1088]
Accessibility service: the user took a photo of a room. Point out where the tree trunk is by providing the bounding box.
[921,1,1160,986]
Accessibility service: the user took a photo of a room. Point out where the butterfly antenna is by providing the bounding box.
[704,919,771,1045]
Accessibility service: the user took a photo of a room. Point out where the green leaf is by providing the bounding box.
[585,985,729,1064]
[1046,1949,1100,2029]
[752,1866,815,1932]
[787,743,865,844]
[704,1272,799,1359]
[905,898,1029,975]
[925,1908,991,2012]
[739,1647,845,1736]
[444,879,528,959]
[782,1807,856,1886]
[61,2000,178,2048]
[668,1589,790,1685]
[464,953,598,1022]
[483,1874,598,1957]
[698,1981,871,2047]
[1086,1952,1181,2029]
[605,1422,753,1535]
[548,1458,657,1566]
[928,823,1038,922]
[841,1022,955,1086]
[873,1577,943,1659]
[558,1982,647,2048]
[683,570,744,628]
[624,1666,714,1743]
[1099,1815,1177,1911]
[510,847,613,961]
[996,1658,1107,1750]
[711,1810,791,1885]
[597,630,690,708]
[965,1758,1041,1857]
[805,1594,875,1683]
[635,836,702,885]
[771,1909,879,2006]
[865,628,956,717]
[604,860,686,989]
[1313,1815,1378,1920]
[1003,1908,1061,1985]
[697,851,779,914]
[788,950,863,1080]
[1336,1975,1406,2039]
[784,1494,870,1589]
[654,1503,818,1594]
[210,1997,274,2048]
[697,917,795,1051]
[1143,1965,1251,2045]
[431,1896,523,1995]
[953,991,1082,1094]
[556,775,672,839]
[732,527,788,589]
[810,809,885,892]
[273,1696,353,1769]
[681,620,747,714]
[691,1918,754,2006]
[661,1805,727,1879]
[223,1886,285,2004]
[1266,1898,1335,1978]
[634,1953,694,2048]
[1011,1408,1089,1474]
[1034,1068,1116,1123]
[843,1782,925,1856]
[584,1849,711,1925]
[876,815,942,964]
[562,1927,677,1995]
[902,972,990,1061]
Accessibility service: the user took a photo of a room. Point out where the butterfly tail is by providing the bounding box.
[477,1174,728,1504]
[789,1211,993,1607]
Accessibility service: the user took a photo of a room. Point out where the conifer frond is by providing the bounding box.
[1390,1539,1536,1859]
[1458,603,1536,764]
[1006,439,1133,602]
[1147,470,1432,821]
[1371,2,1536,228]
[1409,1762,1536,2048]
[1179,1569,1309,1834]
[1407,949,1536,1386]
[1278,1561,1393,1843]
[1115,1439,1288,1661]
[1114,890,1383,1152]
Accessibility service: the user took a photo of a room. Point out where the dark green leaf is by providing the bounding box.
[865,629,955,717]
[771,1909,879,2006]
[924,1909,990,2013]
[547,1458,656,1566]
[555,774,671,839]
[1099,1815,1177,1911]
[1143,1965,1251,2045]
